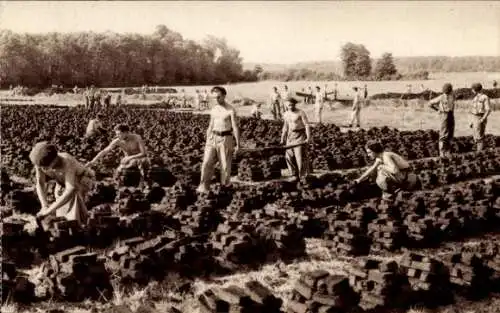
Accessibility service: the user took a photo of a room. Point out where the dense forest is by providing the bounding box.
[0,25,259,88]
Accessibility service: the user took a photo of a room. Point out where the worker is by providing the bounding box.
[84,113,105,138]
[348,87,362,128]
[281,85,291,111]
[270,86,282,120]
[86,124,150,187]
[251,102,263,119]
[30,142,94,224]
[201,89,209,110]
[195,89,202,110]
[469,83,491,151]
[354,140,418,200]
[197,86,240,193]
[428,83,455,157]
[363,84,368,100]
[307,86,313,104]
[280,97,311,181]
[314,86,324,124]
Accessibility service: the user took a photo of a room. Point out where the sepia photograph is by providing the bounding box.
[1,1,500,312]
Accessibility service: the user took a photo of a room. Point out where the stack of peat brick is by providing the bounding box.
[85,205,120,247]
[346,258,406,311]
[116,187,151,214]
[287,270,357,313]
[198,280,283,313]
[1,261,35,303]
[87,181,117,208]
[43,217,85,252]
[323,205,373,256]
[2,218,38,266]
[439,250,492,298]
[403,196,439,248]
[399,252,453,307]
[158,182,195,212]
[173,192,224,236]
[211,221,265,271]
[119,209,174,238]
[368,200,407,252]
[49,246,112,301]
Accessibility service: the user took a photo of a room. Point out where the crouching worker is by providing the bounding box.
[30,142,94,224]
[86,124,150,187]
[281,97,311,181]
[354,140,418,199]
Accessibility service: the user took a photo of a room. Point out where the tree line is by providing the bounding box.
[0,25,260,88]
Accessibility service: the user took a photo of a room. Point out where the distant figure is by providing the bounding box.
[469,83,491,151]
[307,86,313,104]
[314,86,324,124]
[73,85,79,94]
[333,83,338,100]
[420,84,426,93]
[30,142,94,224]
[428,83,455,157]
[116,89,124,106]
[363,84,368,99]
[281,97,311,181]
[270,86,282,120]
[201,89,209,109]
[251,102,263,119]
[194,90,201,110]
[407,84,412,94]
[103,90,111,108]
[348,87,362,128]
[494,80,498,89]
[85,113,105,138]
[281,85,291,112]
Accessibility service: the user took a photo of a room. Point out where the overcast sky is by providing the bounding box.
[1,1,499,64]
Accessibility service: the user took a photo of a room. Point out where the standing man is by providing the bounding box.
[281,85,291,112]
[197,86,240,193]
[281,97,311,181]
[201,89,209,110]
[469,83,491,151]
[270,86,282,120]
[363,84,368,100]
[307,86,314,104]
[314,86,324,124]
[428,83,455,157]
[30,142,94,224]
[86,124,150,187]
[348,87,362,128]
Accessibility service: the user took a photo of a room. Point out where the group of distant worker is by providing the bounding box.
[30,81,494,226]
[265,84,368,127]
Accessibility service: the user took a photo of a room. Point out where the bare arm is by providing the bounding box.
[34,167,49,209]
[428,95,442,111]
[230,108,240,148]
[88,139,118,164]
[300,110,311,142]
[356,159,382,182]
[206,116,214,139]
[482,96,492,121]
[281,116,289,144]
[41,166,77,216]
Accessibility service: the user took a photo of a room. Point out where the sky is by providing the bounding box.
[0,1,499,64]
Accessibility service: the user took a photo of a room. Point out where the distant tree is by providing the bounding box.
[340,42,372,79]
[374,52,398,80]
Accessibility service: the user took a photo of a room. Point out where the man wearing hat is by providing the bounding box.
[469,83,491,151]
[197,86,240,193]
[281,97,311,180]
[428,83,455,157]
[86,124,150,186]
[30,142,94,224]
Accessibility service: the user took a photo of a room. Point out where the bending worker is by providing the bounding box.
[469,83,491,151]
[281,97,311,181]
[30,142,94,224]
[197,86,240,193]
[428,83,455,157]
[354,140,418,200]
[86,124,150,187]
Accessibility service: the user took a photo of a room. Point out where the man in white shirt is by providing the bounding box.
[348,87,362,128]
[270,87,282,120]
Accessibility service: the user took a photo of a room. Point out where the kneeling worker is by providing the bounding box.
[354,140,418,199]
[30,142,94,224]
[281,97,311,180]
[197,86,240,193]
[86,124,150,186]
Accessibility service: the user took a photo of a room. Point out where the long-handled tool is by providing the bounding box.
[238,142,307,154]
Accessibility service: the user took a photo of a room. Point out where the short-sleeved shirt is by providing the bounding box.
[470,93,490,115]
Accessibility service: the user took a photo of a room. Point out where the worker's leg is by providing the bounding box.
[350,110,357,127]
[198,142,218,192]
[355,109,361,127]
[472,115,486,151]
[439,113,450,157]
[216,136,235,186]
[285,148,298,178]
